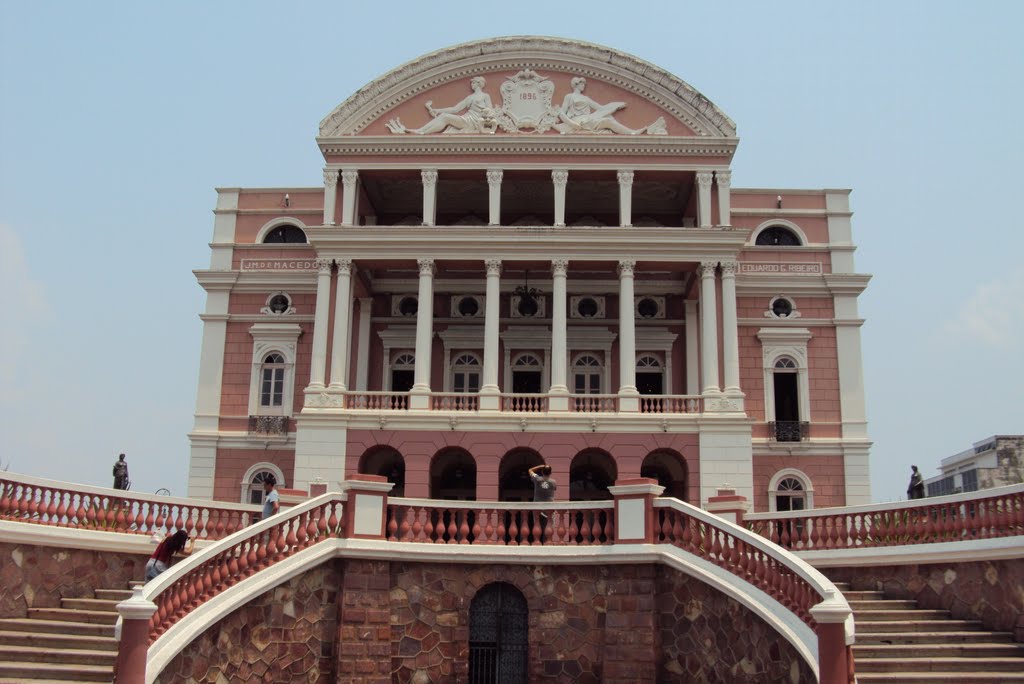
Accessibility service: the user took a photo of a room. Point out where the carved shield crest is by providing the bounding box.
[498,70,558,133]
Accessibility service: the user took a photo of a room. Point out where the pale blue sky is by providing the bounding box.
[1,1,1021,502]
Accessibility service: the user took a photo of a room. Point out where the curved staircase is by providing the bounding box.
[838,582,1024,683]
[0,583,138,683]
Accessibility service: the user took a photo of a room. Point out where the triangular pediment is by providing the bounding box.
[319,37,736,140]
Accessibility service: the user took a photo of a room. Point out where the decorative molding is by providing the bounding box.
[715,170,731,189]
[551,169,569,187]
[617,170,634,186]
[486,169,503,186]
[340,170,359,187]
[323,169,338,188]
[417,258,436,276]
[699,261,717,277]
[484,259,502,275]
[335,259,353,276]
[318,37,737,139]
[551,258,569,276]
[696,171,714,189]
[420,169,438,186]
[304,391,344,408]
[570,295,606,320]
[720,261,738,277]
[259,291,296,316]
[617,260,636,277]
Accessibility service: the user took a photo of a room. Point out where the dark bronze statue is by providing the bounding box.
[112,453,130,490]
[907,465,925,500]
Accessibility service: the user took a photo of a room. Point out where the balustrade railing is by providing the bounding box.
[641,395,703,414]
[655,498,834,629]
[431,393,479,411]
[570,394,618,413]
[501,394,549,412]
[0,472,258,540]
[385,499,614,546]
[744,484,1024,551]
[345,391,410,410]
[146,494,346,643]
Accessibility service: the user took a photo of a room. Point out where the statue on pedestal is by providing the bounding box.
[112,453,130,490]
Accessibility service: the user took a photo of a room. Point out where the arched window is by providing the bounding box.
[640,449,687,501]
[259,353,286,410]
[262,225,307,244]
[240,463,286,505]
[768,469,814,512]
[755,225,801,246]
[569,449,616,501]
[389,352,415,392]
[771,356,803,441]
[572,354,602,394]
[498,449,544,502]
[635,354,664,396]
[469,582,528,683]
[511,353,543,394]
[430,448,477,501]
[359,447,406,498]
[452,353,481,393]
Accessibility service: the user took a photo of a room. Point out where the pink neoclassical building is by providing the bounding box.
[187,37,871,514]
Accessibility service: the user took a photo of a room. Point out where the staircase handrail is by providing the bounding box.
[0,470,260,540]
[744,483,1024,550]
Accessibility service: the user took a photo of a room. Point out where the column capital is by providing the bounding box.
[315,258,333,274]
[486,169,503,186]
[421,169,438,186]
[323,169,338,188]
[336,258,354,276]
[699,261,718,278]
[617,170,635,186]
[720,260,738,277]
[485,259,502,276]
[551,259,569,276]
[551,169,569,187]
[341,169,359,186]
[417,258,436,276]
[696,170,714,189]
[715,169,731,188]
[617,260,636,277]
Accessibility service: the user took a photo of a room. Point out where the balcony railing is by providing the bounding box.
[500,393,549,412]
[770,420,809,442]
[247,415,290,435]
[346,391,410,410]
[430,393,479,411]
[338,391,703,415]
[641,396,703,414]
[570,394,618,412]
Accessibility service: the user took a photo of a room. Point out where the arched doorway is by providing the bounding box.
[358,447,406,497]
[430,448,477,500]
[498,449,544,502]
[469,582,528,683]
[569,449,616,501]
[640,449,688,501]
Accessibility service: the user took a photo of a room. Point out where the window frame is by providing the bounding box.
[247,323,302,418]
[768,468,815,512]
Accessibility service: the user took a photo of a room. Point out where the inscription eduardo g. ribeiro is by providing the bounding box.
[386,70,666,136]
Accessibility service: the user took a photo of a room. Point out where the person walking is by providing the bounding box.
[261,476,280,521]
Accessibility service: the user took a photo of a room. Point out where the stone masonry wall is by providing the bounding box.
[824,557,1024,642]
[155,563,341,683]
[0,542,147,618]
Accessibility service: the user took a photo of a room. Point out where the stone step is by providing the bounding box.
[848,599,919,610]
[0,618,114,637]
[60,598,119,613]
[26,608,119,625]
[842,590,886,600]
[0,645,116,667]
[832,581,852,590]
[856,657,1024,673]
[857,630,1016,645]
[854,643,1024,659]
[853,609,952,621]
[857,674,1024,683]
[128,580,145,589]
[0,630,117,652]
[0,662,112,683]
[94,588,133,601]
[857,619,984,633]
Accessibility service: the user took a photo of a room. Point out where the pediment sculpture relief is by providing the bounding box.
[386,71,666,135]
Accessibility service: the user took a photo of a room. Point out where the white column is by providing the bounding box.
[618,260,639,411]
[699,261,721,394]
[684,300,699,395]
[410,259,435,408]
[552,170,568,227]
[696,171,713,228]
[715,169,731,227]
[549,259,569,410]
[480,259,502,410]
[617,170,634,227]
[487,170,503,226]
[422,170,438,226]
[355,297,371,391]
[340,170,358,226]
[322,169,338,225]
[329,259,353,390]
[720,261,742,397]
[308,259,333,389]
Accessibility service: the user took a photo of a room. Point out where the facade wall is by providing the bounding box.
[212,448,296,501]
[157,558,814,683]
[752,454,847,510]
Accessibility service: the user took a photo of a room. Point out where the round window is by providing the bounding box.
[577,297,598,318]
[517,295,539,317]
[268,294,290,314]
[399,296,418,316]
[458,297,479,317]
[771,298,793,318]
[637,297,659,318]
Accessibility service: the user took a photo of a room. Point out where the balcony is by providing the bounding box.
[769,421,809,442]
[247,415,290,436]
[337,391,704,415]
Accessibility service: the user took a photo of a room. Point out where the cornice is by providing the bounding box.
[732,208,853,218]
[194,270,239,290]
[318,135,737,158]
[319,36,737,138]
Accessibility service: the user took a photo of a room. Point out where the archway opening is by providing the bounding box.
[469,582,528,683]
[430,448,477,501]
[498,449,544,502]
[569,449,616,501]
[640,449,688,501]
[358,447,406,498]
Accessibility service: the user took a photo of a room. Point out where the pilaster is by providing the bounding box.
[617,260,639,411]
[549,259,569,411]
[486,169,502,226]
[715,169,731,227]
[480,259,502,410]
[699,261,721,394]
[410,258,435,408]
[307,259,333,390]
[323,169,338,225]
[617,170,634,227]
[552,170,568,227]
[328,259,354,391]
[696,170,714,228]
[340,170,358,227]
[421,169,438,226]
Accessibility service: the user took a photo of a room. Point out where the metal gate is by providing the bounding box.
[468,582,528,683]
